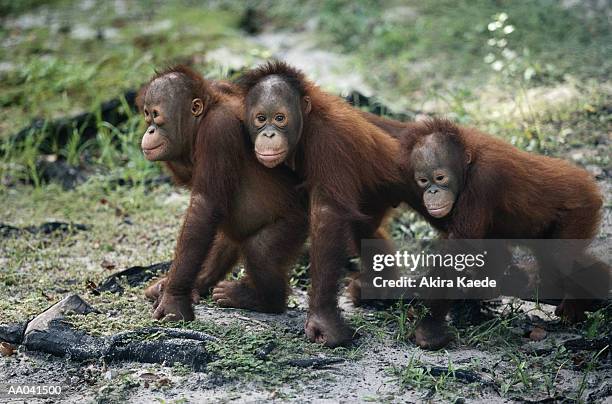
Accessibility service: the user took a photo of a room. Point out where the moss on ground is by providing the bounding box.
[0,180,184,323]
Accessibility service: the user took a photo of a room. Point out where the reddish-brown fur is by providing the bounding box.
[400,119,603,239]
[399,119,607,349]
[137,66,308,319]
[238,62,407,346]
[358,111,418,138]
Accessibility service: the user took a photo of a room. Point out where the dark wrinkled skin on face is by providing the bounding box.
[411,133,465,218]
[141,74,202,161]
[245,76,308,168]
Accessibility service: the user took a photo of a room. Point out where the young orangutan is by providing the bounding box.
[400,118,608,349]
[136,65,308,319]
[238,61,409,347]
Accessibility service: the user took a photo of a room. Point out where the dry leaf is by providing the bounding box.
[139,372,159,381]
[0,342,15,356]
[101,259,116,270]
[86,280,100,295]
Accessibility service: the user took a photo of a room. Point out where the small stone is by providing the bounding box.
[104,369,118,380]
[571,152,584,162]
[529,326,547,341]
[25,294,97,337]
[101,259,116,270]
[585,165,604,179]
[0,322,27,344]
[139,372,159,381]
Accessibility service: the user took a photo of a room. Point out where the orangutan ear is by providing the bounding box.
[302,96,311,115]
[465,151,472,165]
[191,98,204,117]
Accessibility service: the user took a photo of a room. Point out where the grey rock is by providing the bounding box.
[24,294,97,337]
[23,294,103,360]
[0,322,27,344]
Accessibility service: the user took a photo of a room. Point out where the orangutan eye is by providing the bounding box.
[144,109,149,116]
[256,114,266,123]
[153,110,159,118]
[418,178,428,185]
[275,114,285,122]
[436,175,445,182]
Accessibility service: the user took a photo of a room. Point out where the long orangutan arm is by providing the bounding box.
[308,193,352,311]
[358,110,423,139]
[163,111,244,296]
[164,193,223,296]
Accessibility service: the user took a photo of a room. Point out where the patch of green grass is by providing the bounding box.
[94,370,143,404]
[0,0,242,135]
[0,177,341,387]
[459,299,529,349]
[574,346,609,401]
[0,179,185,324]
[205,325,317,383]
[433,78,611,159]
[348,300,429,345]
[390,354,473,401]
[493,340,607,401]
[66,289,157,336]
[583,304,612,339]
[349,312,389,342]
[252,0,610,95]
[1,105,162,189]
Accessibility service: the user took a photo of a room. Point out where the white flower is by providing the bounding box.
[487,38,497,46]
[502,48,516,59]
[498,12,508,22]
[492,60,504,71]
[484,53,496,63]
[488,22,498,31]
[497,38,507,47]
[524,67,536,80]
[503,25,515,34]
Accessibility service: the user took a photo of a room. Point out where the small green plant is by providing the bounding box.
[3,126,48,187]
[96,117,120,169]
[508,352,533,390]
[63,127,82,166]
[391,355,467,400]
[61,126,95,167]
[462,304,523,348]
[393,299,424,342]
[584,304,611,338]
[575,346,609,401]
[391,353,427,389]
[349,312,388,342]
